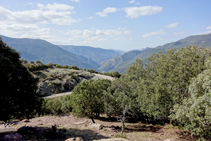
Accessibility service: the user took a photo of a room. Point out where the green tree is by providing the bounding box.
[46,63,54,68]
[71,79,111,123]
[112,71,121,78]
[0,38,42,121]
[136,46,211,120]
[104,59,145,118]
[20,59,28,64]
[170,57,211,140]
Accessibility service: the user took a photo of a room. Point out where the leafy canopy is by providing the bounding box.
[0,37,42,121]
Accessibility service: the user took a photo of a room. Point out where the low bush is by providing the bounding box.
[41,95,73,115]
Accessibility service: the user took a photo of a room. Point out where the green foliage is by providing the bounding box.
[104,59,144,117]
[71,79,111,118]
[106,46,211,138]
[30,61,35,64]
[170,59,211,140]
[46,63,54,68]
[112,71,121,78]
[106,46,211,124]
[0,38,43,121]
[42,95,73,115]
[20,59,28,64]
[69,65,79,70]
[87,69,97,73]
[101,71,121,78]
[135,46,211,119]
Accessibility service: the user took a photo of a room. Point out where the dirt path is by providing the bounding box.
[93,73,115,81]
[44,91,73,99]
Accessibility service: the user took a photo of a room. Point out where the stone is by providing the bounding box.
[37,82,52,96]
[4,133,23,140]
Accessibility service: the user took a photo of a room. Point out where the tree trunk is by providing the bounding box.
[121,121,125,135]
[90,116,95,123]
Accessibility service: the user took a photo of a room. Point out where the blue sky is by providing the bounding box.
[0,0,211,51]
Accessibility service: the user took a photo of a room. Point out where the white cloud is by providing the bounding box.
[165,23,179,28]
[124,6,163,19]
[0,24,53,39]
[96,28,130,36]
[96,7,117,17]
[83,30,95,36]
[129,0,135,4]
[64,28,130,44]
[206,26,211,30]
[0,3,77,26]
[70,0,80,2]
[65,30,82,35]
[38,3,74,11]
[142,29,165,38]
[84,37,107,43]
[65,28,130,37]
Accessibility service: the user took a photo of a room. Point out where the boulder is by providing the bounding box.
[37,82,52,96]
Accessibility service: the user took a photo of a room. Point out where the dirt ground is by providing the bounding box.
[0,114,193,141]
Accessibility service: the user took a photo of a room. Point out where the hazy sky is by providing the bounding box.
[0,0,211,51]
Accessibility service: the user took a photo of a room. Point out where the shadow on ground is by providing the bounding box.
[66,128,109,141]
[0,125,109,141]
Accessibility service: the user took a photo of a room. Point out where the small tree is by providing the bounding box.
[71,79,111,123]
[20,59,28,64]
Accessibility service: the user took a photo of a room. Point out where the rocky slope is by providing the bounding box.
[34,68,114,96]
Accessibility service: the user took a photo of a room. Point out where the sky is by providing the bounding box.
[0,0,211,51]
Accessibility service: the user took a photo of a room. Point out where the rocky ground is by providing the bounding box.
[0,114,193,141]
[34,68,114,97]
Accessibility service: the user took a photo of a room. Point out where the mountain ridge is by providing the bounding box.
[59,45,122,63]
[0,35,99,69]
[104,33,211,73]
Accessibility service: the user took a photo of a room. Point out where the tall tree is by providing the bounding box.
[0,38,42,121]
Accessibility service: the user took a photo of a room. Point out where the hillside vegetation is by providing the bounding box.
[57,46,211,140]
[19,60,118,96]
[2,35,211,140]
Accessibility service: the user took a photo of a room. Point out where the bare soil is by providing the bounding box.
[0,114,193,141]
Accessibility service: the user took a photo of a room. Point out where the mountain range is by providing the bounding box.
[1,33,211,73]
[101,33,211,73]
[0,35,120,70]
[59,45,122,63]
